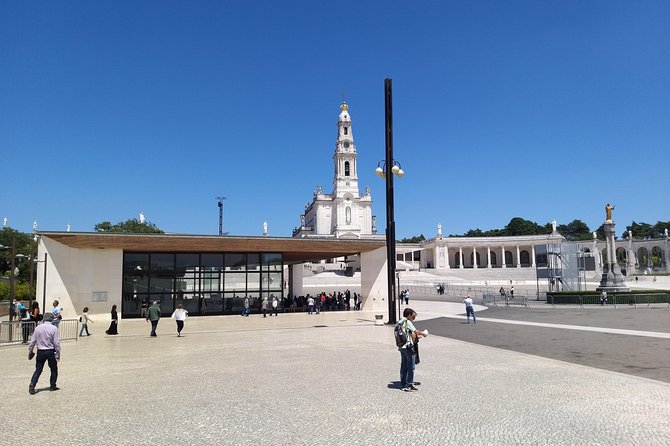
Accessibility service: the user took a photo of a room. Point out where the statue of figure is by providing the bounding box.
[665,228,668,238]
[629,230,633,240]
[300,214,305,227]
[263,221,268,235]
[551,220,557,233]
[139,212,145,224]
[66,224,71,232]
[437,223,442,237]
[605,203,614,221]
[316,185,322,194]
[3,217,6,227]
[33,220,38,231]
[365,186,371,196]
[593,231,597,240]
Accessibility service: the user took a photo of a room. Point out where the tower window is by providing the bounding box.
[344,161,350,176]
[344,126,348,135]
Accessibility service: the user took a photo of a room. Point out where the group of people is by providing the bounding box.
[498,286,514,300]
[400,289,410,305]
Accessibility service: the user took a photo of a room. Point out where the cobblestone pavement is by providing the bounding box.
[2,303,670,445]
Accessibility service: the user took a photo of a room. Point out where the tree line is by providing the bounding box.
[399,217,670,243]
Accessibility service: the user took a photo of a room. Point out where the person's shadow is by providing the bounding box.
[387,381,421,389]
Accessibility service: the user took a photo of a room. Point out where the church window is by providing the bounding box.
[346,206,351,224]
[344,161,350,176]
[344,126,348,135]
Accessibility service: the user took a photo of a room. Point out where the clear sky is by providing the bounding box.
[2,1,668,239]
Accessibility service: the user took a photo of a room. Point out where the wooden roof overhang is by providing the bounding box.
[40,232,386,265]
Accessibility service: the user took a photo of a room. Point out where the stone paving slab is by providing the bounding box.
[2,306,670,445]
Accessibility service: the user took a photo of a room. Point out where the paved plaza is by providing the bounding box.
[2,298,670,445]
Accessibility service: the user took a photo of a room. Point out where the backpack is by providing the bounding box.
[394,320,408,347]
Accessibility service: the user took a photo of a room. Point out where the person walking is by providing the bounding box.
[510,286,515,299]
[79,307,93,336]
[397,307,428,392]
[261,297,268,318]
[464,294,476,324]
[28,312,61,394]
[307,295,315,314]
[171,304,188,337]
[51,300,63,327]
[105,305,118,335]
[242,297,250,317]
[404,290,410,305]
[271,297,278,316]
[146,301,161,336]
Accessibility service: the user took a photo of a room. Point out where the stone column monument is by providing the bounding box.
[597,204,630,292]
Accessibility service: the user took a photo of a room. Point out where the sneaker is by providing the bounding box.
[409,385,419,391]
[402,387,412,392]
[412,382,421,386]
[29,385,35,395]
[50,386,60,391]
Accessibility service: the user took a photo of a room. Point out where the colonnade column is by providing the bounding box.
[487,246,491,268]
[459,247,464,269]
[445,246,450,269]
[531,245,536,267]
[501,245,506,268]
[472,246,478,269]
[516,245,521,268]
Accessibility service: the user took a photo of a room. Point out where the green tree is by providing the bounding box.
[94,218,164,234]
[503,217,545,236]
[399,234,425,243]
[0,227,38,283]
[624,221,654,239]
[557,219,592,241]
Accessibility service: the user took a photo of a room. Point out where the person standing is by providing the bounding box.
[404,290,410,305]
[28,313,61,394]
[146,301,161,336]
[29,302,42,323]
[510,286,515,299]
[271,297,278,316]
[51,300,63,327]
[307,295,315,314]
[464,294,476,324]
[171,304,188,337]
[79,307,93,336]
[18,301,31,343]
[105,305,118,335]
[397,308,427,392]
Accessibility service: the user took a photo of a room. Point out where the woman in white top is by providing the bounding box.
[171,304,188,337]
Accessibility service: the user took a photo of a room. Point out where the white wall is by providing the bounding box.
[360,246,389,313]
[38,238,123,318]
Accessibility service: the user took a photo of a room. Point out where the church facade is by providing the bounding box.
[292,102,377,239]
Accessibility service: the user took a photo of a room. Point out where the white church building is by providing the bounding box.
[292,102,377,240]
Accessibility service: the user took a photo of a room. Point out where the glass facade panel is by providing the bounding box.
[122,251,282,317]
[225,253,246,271]
[247,253,260,271]
[262,253,282,271]
[224,272,246,292]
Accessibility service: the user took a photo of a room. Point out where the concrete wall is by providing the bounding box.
[38,238,122,319]
[360,246,389,314]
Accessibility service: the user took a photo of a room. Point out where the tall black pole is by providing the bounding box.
[9,236,16,322]
[384,78,397,324]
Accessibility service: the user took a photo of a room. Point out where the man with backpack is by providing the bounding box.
[395,307,428,392]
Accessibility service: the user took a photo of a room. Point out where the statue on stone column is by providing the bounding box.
[605,203,615,222]
[551,220,557,233]
[665,228,668,238]
[300,214,305,228]
[628,230,633,240]
[437,223,442,238]
[593,231,597,240]
[263,221,268,236]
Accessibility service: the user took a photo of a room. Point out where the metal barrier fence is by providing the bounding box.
[547,293,670,309]
[482,293,529,308]
[0,319,79,346]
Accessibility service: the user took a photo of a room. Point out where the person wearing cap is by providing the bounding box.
[146,301,161,337]
[28,313,61,394]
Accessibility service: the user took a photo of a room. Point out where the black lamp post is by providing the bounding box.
[376,78,405,324]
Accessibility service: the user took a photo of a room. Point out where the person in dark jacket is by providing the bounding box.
[146,301,161,337]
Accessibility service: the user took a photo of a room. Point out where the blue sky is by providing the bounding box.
[2,1,668,239]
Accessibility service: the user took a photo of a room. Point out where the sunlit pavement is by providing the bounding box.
[2,299,670,445]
